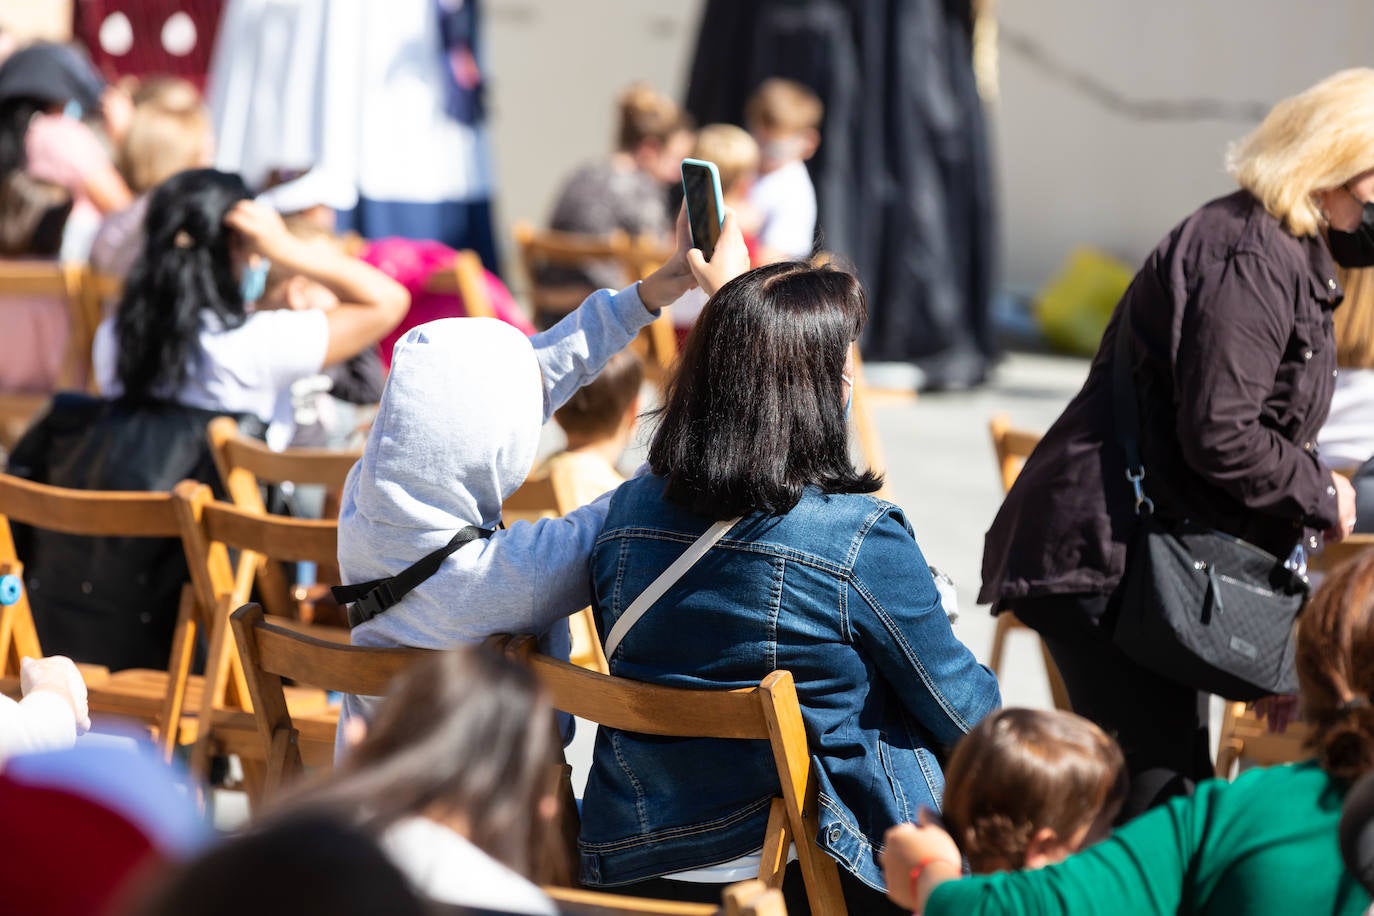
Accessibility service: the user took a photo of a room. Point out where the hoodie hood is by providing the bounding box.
[351,317,543,532]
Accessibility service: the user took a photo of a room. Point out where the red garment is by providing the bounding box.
[360,238,534,369]
[73,0,224,88]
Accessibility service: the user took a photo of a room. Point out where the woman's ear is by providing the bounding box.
[1022,826,1072,870]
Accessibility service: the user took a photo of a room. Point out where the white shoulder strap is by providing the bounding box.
[602,517,741,660]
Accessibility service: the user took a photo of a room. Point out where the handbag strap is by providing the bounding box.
[602,516,741,660]
[1110,303,1154,516]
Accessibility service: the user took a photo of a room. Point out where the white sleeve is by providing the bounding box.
[255,309,331,393]
[530,284,657,421]
[0,691,77,761]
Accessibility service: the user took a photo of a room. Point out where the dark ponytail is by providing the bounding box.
[115,168,251,400]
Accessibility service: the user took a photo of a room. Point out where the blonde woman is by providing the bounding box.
[981,69,1372,820]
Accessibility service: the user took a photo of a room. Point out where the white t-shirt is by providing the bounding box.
[1318,368,1374,470]
[92,309,330,442]
[382,816,557,915]
[749,160,818,260]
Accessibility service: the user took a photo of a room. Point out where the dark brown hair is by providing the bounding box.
[744,78,824,134]
[616,82,690,153]
[554,349,643,442]
[1299,550,1374,782]
[647,261,882,519]
[941,708,1126,873]
[278,645,562,881]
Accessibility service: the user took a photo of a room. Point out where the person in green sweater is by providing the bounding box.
[882,549,1374,916]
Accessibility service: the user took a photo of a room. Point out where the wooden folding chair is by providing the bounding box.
[0,261,91,447]
[173,481,339,794]
[0,473,204,759]
[423,248,497,319]
[206,416,361,616]
[985,414,1072,711]
[500,634,848,916]
[228,603,428,798]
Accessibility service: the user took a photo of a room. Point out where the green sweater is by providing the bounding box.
[927,761,1369,916]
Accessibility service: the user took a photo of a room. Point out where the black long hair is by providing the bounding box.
[114,168,251,400]
[0,96,45,178]
[649,261,884,519]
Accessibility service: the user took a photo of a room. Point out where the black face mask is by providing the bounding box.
[1327,193,1374,268]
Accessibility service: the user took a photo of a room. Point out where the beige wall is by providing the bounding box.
[484,0,704,277]
[0,0,71,42]
[994,0,1374,290]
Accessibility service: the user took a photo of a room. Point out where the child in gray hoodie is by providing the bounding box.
[337,211,749,747]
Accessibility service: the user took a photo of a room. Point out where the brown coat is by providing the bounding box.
[981,190,1343,606]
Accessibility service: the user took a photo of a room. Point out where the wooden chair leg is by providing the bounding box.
[756,798,790,889]
[988,611,1016,675]
[155,585,199,762]
[723,879,769,916]
[1039,640,1073,712]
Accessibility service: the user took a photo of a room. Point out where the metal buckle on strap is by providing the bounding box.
[1125,466,1155,516]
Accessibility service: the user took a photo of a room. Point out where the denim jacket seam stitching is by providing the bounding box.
[851,577,973,731]
[768,557,784,671]
[817,795,874,855]
[609,730,650,832]
[877,731,910,818]
[578,795,775,852]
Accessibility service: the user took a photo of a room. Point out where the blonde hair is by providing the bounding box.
[117,78,210,194]
[1335,267,1374,369]
[1227,68,1374,237]
[692,123,759,194]
[745,78,824,134]
[616,82,690,153]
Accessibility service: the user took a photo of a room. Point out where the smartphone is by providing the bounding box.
[681,158,725,262]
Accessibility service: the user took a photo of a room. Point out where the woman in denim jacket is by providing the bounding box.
[581,261,1001,913]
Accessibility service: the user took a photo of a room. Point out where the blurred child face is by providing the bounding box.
[641,129,696,185]
[751,126,818,173]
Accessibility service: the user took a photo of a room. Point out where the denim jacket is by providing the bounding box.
[580,476,1001,891]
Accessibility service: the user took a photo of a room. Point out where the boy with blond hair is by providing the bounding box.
[745,78,823,260]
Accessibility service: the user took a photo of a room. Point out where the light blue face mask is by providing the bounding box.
[62,100,83,120]
[842,373,854,420]
[240,259,271,305]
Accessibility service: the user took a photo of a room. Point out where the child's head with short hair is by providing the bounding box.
[941,708,1126,873]
[744,78,823,174]
[554,349,643,451]
[691,124,760,204]
[616,82,694,185]
[116,77,212,195]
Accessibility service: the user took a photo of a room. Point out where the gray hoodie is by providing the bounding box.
[338,285,656,740]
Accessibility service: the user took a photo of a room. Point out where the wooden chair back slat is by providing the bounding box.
[200,501,340,567]
[0,261,96,394]
[988,413,1043,494]
[248,611,423,696]
[208,416,360,493]
[0,473,180,537]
